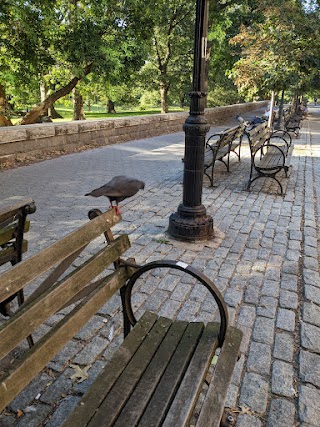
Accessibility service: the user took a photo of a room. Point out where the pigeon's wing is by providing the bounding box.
[113,177,145,197]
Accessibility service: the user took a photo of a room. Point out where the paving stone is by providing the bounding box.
[158,298,182,318]
[158,275,180,292]
[301,322,320,353]
[15,403,52,427]
[267,398,296,427]
[280,289,299,309]
[280,274,298,292]
[75,315,106,340]
[73,336,110,365]
[8,372,52,412]
[261,280,280,298]
[257,296,277,318]
[239,372,269,413]
[244,285,260,305]
[282,262,299,275]
[247,341,272,375]
[224,288,243,307]
[304,245,318,258]
[272,360,295,397]
[0,415,16,426]
[300,350,320,387]
[237,414,262,427]
[170,282,191,302]
[40,370,73,404]
[304,235,317,248]
[45,395,81,427]
[253,317,275,345]
[143,289,169,311]
[48,340,83,372]
[276,308,296,332]
[305,285,320,305]
[303,302,320,327]
[177,300,201,321]
[304,256,318,271]
[273,332,294,362]
[189,284,209,302]
[237,305,256,328]
[304,270,320,288]
[299,385,320,425]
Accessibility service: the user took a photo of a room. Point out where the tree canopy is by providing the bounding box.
[1,0,320,125]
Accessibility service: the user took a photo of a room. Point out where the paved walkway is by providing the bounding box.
[0,106,320,426]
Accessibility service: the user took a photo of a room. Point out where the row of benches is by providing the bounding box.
[204,116,297,195]
[0,200,242,426]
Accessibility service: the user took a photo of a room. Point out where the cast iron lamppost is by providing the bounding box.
[168,0,213,241]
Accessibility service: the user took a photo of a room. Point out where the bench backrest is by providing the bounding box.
[206,124,244,149]
[245,121,270,154]
[0,199,36,267]
[0,209,132,411]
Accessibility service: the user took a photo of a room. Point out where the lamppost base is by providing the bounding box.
[168,204,214,242]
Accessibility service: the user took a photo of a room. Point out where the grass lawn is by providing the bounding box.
[53,106,186,122]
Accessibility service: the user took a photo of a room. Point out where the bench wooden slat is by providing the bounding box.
[196,326,242,427]
[162,322,220,426]
[0,240,28,266]
[22,246,86,308]
[0,267,130,412]
[62,311,158,427]
[0,220,30,247]
[0,210,121,303]
[138,322,204,427]
[113,320,189,426]
[88,316,173,427]
[0,235,130,359]
[0,199,35,223]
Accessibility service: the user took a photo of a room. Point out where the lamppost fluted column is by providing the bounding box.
[168,0,213,242]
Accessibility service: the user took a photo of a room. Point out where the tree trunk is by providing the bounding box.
[267,91,276,129]
[107,99,116,113]
[160,82,169,114]
[73,88,86,120]
[48,105,63,119]
[0,84,13,126]
[20,63,92,125]
[40,81,49,116]
[275,90,285,130]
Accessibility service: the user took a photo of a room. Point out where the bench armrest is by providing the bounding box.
[121,260,228,347]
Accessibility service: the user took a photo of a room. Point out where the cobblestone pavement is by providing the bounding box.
[0,105,320,426]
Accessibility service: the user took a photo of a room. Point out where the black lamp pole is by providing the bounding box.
[168,0,213,241]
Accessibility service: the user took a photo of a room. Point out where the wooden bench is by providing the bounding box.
[0,198,36,318]
[0,208,242,427]
[283,107,302,136]
[245,121,294,195]
[204,124,245,186]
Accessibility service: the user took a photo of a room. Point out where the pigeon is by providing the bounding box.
[85,175,145,214]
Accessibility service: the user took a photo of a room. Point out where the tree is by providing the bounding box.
[1,0,147,124]
[124,0,195,113]
[229,0,320,103]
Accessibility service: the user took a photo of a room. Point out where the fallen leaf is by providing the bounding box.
[17,409,23,417]
[69,364,91,383]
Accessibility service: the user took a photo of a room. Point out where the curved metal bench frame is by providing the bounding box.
[121,259,228,347]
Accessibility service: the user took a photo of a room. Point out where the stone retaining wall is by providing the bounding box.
[0,101,267,168]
